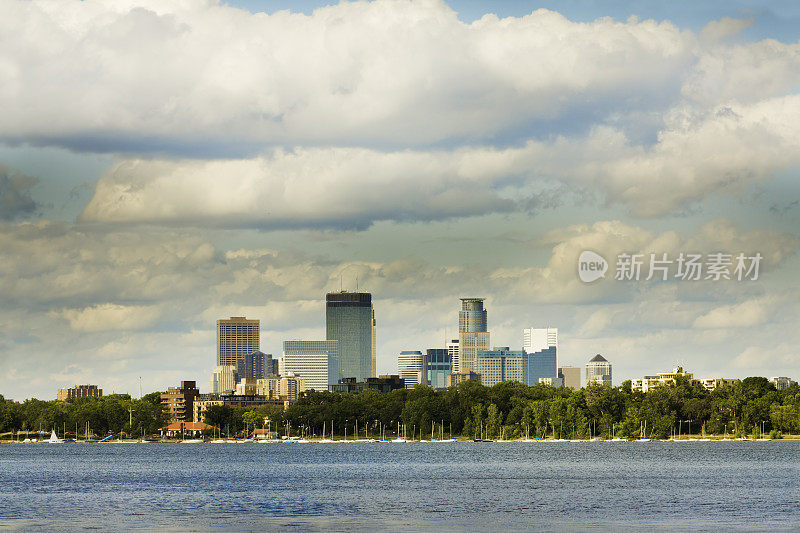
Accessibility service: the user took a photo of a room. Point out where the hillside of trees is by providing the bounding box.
[0,392,167,438]
[1,377,798,439]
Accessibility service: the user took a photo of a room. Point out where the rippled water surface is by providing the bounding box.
[1,441,798,531]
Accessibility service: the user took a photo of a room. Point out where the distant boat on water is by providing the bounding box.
[46,429,63,443]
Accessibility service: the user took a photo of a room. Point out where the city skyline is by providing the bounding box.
[1,0,799,401]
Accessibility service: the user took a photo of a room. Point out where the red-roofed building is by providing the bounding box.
[161,421,213,438]
[252,428,278,440]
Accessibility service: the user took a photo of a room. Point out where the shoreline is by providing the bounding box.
[3,435,798,443]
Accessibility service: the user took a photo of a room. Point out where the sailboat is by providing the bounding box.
[392,422,407,443]
[83,421,98,443]
[319,421,332,443]
[637,421,651,442]
[699,422,710,441]
[46,429,63,443]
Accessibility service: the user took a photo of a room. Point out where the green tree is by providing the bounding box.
[486,404,502,438]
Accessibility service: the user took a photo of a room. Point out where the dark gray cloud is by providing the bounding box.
[0,166,39,221]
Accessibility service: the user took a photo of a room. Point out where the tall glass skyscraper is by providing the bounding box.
[326,291,375,381]
[426,348,451,389]
[457,298,490,372]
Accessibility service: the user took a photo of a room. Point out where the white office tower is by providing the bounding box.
[211,365,237,393]
[447,339,460,373]
[523,327,558,352]
[281,340,339,392]
[398,351,427,389]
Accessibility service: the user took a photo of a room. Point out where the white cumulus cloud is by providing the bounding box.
[57,303,163,332]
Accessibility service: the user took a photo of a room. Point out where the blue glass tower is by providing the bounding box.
[326,291,374,381]
[527,346,557,386]
[426,348,451,389]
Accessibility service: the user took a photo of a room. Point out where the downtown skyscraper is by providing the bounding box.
[216,316,259,367]
[586,354,612,386]
[326,291,376,381]
[456,298,490,373]
[281,340,339,392]
[523,327,558,386]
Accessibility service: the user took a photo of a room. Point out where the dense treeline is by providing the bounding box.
[0,393,167,438]
[276,377,800,439]
[2,377,798,439]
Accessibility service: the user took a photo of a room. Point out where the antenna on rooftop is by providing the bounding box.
[356,274,359,291]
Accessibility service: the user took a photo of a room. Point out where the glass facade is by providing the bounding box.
[235,350,271,380]
[282,340,339,391]
[475,347,526,386]
[426,348,451,389]
[326,292,374,381]
[527,346,557,386]
[586,354,612,386]
[398,350,426,389]
[459,298,487,332]
[458,298,490,373]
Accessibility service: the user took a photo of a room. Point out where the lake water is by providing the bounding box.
[0,441,798,531]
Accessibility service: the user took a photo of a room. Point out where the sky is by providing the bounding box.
[0,0,799,400]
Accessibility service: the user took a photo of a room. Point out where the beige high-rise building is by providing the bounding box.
[447,370,481,387]
[256,373,306,401]
[558,366,581,390]
[57,384,102,401]
[161,381,199,423]
[217,316,259,367]
[457,298,490,373]
[632,367,693,393]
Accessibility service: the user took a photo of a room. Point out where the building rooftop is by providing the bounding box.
[163,422,213,431]
[589,354,608,362]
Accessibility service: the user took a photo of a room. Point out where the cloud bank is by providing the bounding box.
[79,94,800,227]
[2,0,797,226]
[2,0,696,148]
